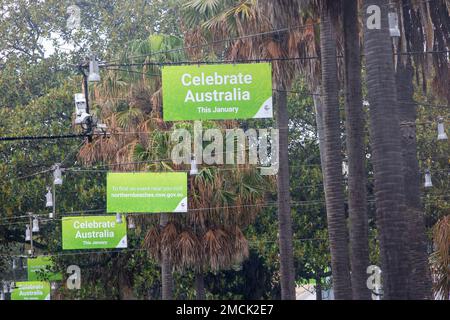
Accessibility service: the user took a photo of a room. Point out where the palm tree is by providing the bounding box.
[80,32,272,301]
[396,61,431,300]
[318,0,352,299]
[394,0,450,299]
[143,162,270,299]
[195,272,206,299]
[275,89,297,300]
[81,34,186,300]
[182,0,306,299]
[262,1,301,300]
[80,35,180,300]
[159,213,174,300]
[430,214,450,300]
[362,0,409,299]
[342,0,370,300]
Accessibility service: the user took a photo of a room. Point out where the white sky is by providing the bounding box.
[39,33,76,58]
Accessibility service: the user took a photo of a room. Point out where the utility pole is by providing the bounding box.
[52,181,56,219]
[78,65,93,142]
[27,212,34,257]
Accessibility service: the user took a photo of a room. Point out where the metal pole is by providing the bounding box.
[82,70,93,142]
[28,213,33,256]
[52,182,56,219]
[83,72,90,116]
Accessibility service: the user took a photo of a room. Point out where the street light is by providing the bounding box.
[88,55,101,82]
[424,169,433,188]
[190,155,198,175]
[32,216,40,233]
[48,165,60,219]
[53,164,63,185]
[45,187,53,207]
[26,213,35,256]
[437,117,448,141]
[128,216,135,229]
[21,257,27,269]
[25,225,31,241]
[388,9,401,38]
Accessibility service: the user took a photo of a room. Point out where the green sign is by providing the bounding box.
[107,172,188,213]
[162,63,273,120]
[11,281,50,300]
[27,256,62,281]
[62,215,127,250]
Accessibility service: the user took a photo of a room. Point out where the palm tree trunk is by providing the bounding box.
[313,88,327,188]
[160,213,174,300]
[396,62,432,299]
[276,89,296,300]
[315,278,323,300]
[362,0,409,299]
[320,3,353,300]
[118,273,137,300]
[195,272,206,300]
[342,0,371,300]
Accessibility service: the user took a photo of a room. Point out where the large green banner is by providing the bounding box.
[62,215,127,250]
[27,256,62,281]
[11,281,51,300]
[162,63,273,120]
[107,172,188,213]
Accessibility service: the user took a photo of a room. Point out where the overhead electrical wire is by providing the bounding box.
[1,193,449,226]
[0,133,88,142]
[104,56,322,68]
[10,151,448,185]
[102,50,449,69]
[11,148,449,183]
[96,0,445,65]
[1,114,447,144]
[104,22,321,64]
[103,33,448,67]
[0,235,333,259]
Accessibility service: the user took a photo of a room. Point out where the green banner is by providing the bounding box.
[62,215,127,250]
[162,63,273,120]
[27,256,62,281]
[107,172,188,213]
[11,281,51,300]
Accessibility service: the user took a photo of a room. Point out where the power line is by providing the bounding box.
[397,101,449,109]
[103,67,160,77]
[0,235,333,259]
[3,168,449,223]
[11,149,450,182]
[2,201,324,227]
[98,0,444,65]
[395,50,450,56]
[0,133,87,142]
[13,139,89,181]
[105,56,321,68]
[400,118,450,127]
[103,50,450,68]
[0,248,147,259]
[104,23,320,64]
[1,193,449,226]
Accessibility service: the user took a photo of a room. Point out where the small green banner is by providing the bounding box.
[107,172,188,213]
[11,281,51,300]
[62,215,127,250]
[162,63,273,120]
[27,256,62,281]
